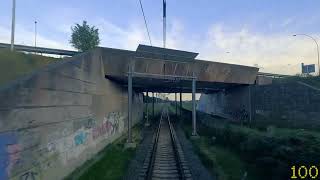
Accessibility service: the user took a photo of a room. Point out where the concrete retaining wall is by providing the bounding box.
[0,49,143,180]
[252,81,320,128]
[198,81,320,129]
[198,86,250,121]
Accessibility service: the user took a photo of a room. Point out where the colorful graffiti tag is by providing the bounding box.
[74,131,88,146]
[0,132,19,180]
[92,112,121,140]
[0,112,125,180]
[19,171,39,180]
[6,144,22,176]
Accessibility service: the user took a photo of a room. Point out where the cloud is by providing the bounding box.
[94,18,148,50]
[148,22,319,75]
[0,24,73,50]
[281,18,294,27]
[197,24,319,75]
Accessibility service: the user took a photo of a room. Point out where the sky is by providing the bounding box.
[1,0,320,75]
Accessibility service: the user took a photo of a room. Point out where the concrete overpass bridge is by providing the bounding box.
[97,44,258,144]
[0,44,258,180]
[103,45,258,93]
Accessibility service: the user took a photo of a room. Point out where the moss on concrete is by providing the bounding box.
[0,49,59,86]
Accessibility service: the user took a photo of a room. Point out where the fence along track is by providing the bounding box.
[140,107,192,180]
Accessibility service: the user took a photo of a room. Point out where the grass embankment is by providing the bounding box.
[181,119,258,180]
[0,49,59,86]
[180,108,320,180]
[193,136,252,180]
[66,124,142,180]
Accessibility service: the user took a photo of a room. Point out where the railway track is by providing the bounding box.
[140,108,192,180]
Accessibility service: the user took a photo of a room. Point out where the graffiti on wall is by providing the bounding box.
[73,118,96,131]
[0,132,19,180]
[0,112,125,180]
[43,112,124,165]
[92,112,121,140]
[19,171,39,180]
[226,105,249,122]
[6,144,22,176]
[74,131,88,146]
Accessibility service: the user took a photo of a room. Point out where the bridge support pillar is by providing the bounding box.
[191,76,199,138]
[175,93,177,116]
[248,85,252,125]
[180,92,182,118]
[125,60,136,148]
[145,92,150,126]
[152,92,155,118]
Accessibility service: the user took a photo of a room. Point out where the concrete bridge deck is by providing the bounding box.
[98,45,258,93]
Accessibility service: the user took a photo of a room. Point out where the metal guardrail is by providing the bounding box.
[0,43,78,56]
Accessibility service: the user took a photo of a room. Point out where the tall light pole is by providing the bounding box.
[293,34,320,76]
[10,0,16,51]
[34,21,37,49]
[163,0,166,48]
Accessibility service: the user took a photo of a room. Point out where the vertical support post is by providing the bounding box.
[248,85,252,125]
[145,92,150,126]
[180,92,182,118]
[175,93,177,116]
[125,60,136,149]
[152,92,155,118]
[192,75,197,136]
[127,60,133,143]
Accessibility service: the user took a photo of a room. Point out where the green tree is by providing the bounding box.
[70,21,100,52]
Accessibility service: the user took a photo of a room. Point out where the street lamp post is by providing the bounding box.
[293,34,320,76]
[34,21,37,49]
[10,0,16,51]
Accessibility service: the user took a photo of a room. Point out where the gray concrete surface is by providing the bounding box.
[198,85,251,121]
[99,46,259,93]
[198,80,320,129]
[0,50,143,180]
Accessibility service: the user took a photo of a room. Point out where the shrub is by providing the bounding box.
[201,123,320,180]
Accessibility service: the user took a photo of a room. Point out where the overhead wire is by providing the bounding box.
[138,0,153,46]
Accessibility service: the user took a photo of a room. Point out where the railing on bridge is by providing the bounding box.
[0,42,78,56]
[257,72,292,78]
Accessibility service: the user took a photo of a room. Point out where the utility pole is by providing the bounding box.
[10,0,16,51]
[163,0,166,48]
[34,21,37,49]
[191,73,198,137]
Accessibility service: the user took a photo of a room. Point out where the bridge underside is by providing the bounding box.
[100,45,259,87]
[100,44,257,94]
[107,75,244,93]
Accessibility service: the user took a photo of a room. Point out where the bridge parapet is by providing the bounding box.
[99,46,259,86]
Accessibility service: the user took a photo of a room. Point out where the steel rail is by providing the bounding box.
[146,110,163,179]
[167,111,186,179]
[144,107,192,180]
